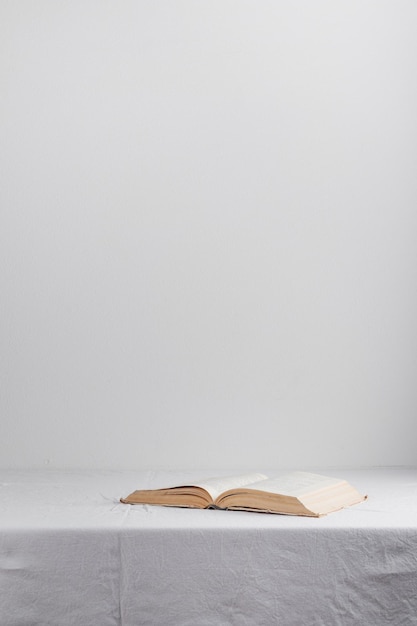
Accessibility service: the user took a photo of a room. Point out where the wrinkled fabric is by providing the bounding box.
[0,468,416,625]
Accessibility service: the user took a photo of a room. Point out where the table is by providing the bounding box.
[1,468,417,625]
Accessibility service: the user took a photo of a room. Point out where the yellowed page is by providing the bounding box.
[245,471,345,498]
[196,473,268,501]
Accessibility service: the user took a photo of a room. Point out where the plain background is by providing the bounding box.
[1,1,416,470]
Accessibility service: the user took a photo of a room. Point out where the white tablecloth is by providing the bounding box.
[1,468,417,625]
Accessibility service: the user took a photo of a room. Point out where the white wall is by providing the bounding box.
[1,1,416,470]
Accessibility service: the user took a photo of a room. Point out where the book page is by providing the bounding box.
[196,473,268,501]
[245,471,344,498]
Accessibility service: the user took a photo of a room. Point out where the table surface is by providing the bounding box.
[1,467,417,626]
[1,466,416,530]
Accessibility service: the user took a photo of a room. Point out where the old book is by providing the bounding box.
[120,471,367,517]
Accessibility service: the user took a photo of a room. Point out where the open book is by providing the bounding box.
[120,471,367,517]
